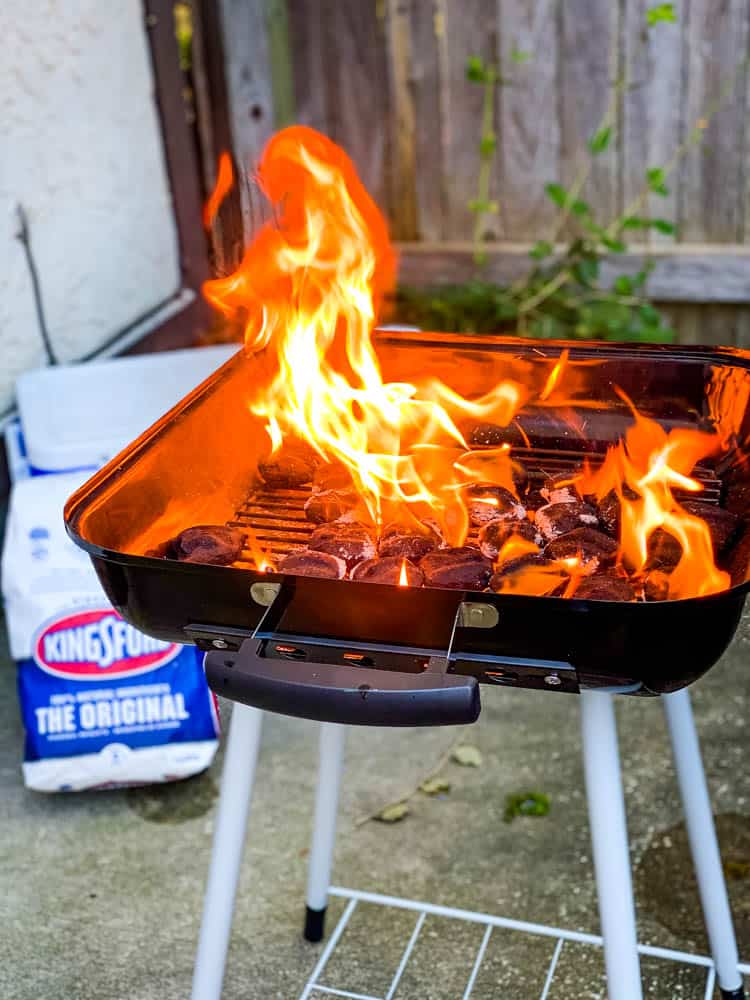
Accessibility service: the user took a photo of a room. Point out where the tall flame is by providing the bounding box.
[203,152,234,229]
[204,127,527,543]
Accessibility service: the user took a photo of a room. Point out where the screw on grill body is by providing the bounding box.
[212,639,229,650]
[544,673,562,687]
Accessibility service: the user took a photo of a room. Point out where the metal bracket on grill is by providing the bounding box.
[202,583,481,727]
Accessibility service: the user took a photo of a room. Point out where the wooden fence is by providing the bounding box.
[194,0,750,344]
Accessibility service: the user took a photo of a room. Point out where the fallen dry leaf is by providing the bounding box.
[375,801,410,823]
[452,744,482,768]
[419,777,451,796]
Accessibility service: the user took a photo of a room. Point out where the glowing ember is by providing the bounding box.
[203,152,234,229]
[398,559,409,587]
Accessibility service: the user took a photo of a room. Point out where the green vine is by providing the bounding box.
[398,3,746,345]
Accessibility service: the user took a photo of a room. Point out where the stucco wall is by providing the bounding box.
[0,0,181,414]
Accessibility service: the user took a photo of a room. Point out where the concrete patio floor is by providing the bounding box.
[2,606,750,1000]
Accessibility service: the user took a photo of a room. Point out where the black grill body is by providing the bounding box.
[66,333,750,704]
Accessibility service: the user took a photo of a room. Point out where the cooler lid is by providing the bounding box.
[16,344,238,473]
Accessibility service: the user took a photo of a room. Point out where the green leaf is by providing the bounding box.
[636,325,675,343]
[504,790,550,823]
[601,236,627,253]
[466,55,486,83]
[588,125,612,155]
[510,47,531,64]
[419,777,451,796]
[570,198,590,217]
[646,3,677,27]
[452,744,483,767]
[639,303,661,326]
[544,182,569,207]
[529,240,553,260]
[473,250,489,267]
[479,133,497,157]
[646,166,669,196]
[622,216,650,230]
[375,801,410,823]
[631,261,655,289]
[573,258,599,286]
[614,275,633,295]
[651,218,676,235]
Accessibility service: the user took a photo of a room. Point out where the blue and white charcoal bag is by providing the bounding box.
[2,472,219,791]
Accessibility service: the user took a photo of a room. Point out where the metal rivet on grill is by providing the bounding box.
[458,602,500,629]
[250,581,282,607]
[544,674,562,687]
[212,639,229,650]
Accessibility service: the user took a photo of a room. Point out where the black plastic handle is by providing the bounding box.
[205,640,481,727]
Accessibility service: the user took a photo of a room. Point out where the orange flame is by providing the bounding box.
[578,393,728,598]
[398,559,409,586]
[203,127,528,544]
[203,152,234,228]
[199,128,737,599]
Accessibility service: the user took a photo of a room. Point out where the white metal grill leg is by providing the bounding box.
[304,722,346,942]
[191,704,264,1000]
[580,689,643,1000]
[663,688,745,999]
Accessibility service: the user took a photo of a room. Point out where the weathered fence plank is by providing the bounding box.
[217,0,277,239]
[385,0,418,239]
[408,0,447,241]
[397,242,750,303]
[558,0,620,229]
[496,0,561,239]
[441,0,499,240]
[679,0,749,242]
[287,0,329,133]
[621,0,683,243]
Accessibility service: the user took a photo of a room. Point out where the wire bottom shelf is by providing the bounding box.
[299,887,750,1000]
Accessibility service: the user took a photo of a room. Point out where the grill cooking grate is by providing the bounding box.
[227,447,723,570]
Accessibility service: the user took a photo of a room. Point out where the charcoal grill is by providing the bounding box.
[65,330,750,723]
[63,330,750,1000]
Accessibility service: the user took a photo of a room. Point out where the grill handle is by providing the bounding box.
[205,640,480,727]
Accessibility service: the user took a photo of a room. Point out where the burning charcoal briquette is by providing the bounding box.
[573,575,636,602]
[312,463,353,493]
[278,550,346,579]
[725,482,750,517]
[258,451,314,489]
[467,485,526,527]
[544,527,618,569]
[645,528,682,571]
[489,554,563,595]
[308,521,376,569]
[478,519,541,561]
[596,486,639,537]
[540,469,583,505]
[170,526,246,565]
[643,569,671,602]
[420,546,492,591]
[378,523,437,562]
[534,501,599,541]
[304,490,357,524]
[680,501,740,553]
[351,556,424,586]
